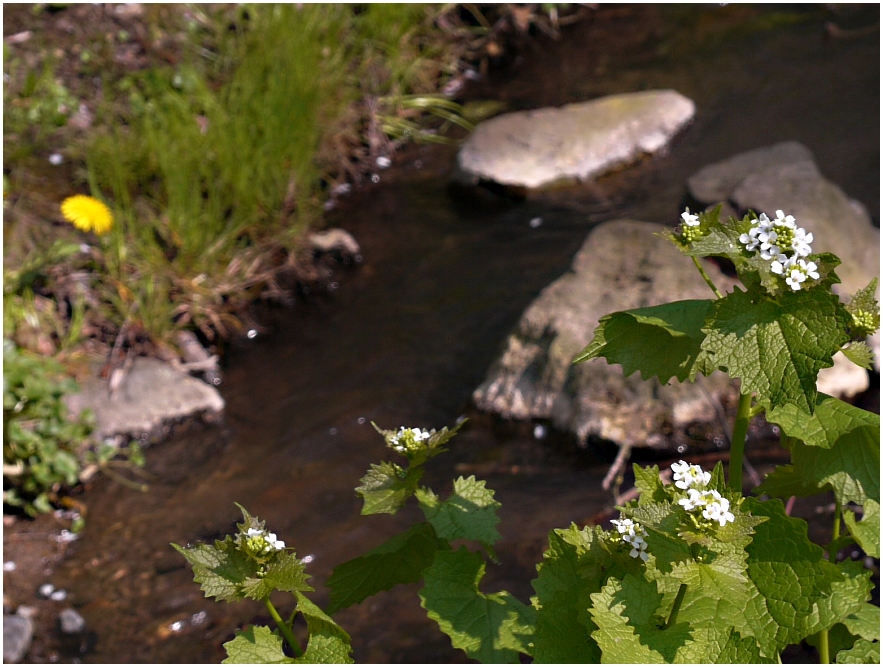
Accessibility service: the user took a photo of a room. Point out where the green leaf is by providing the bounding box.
[356,461,422,515]
[842,342,875,370]
[842,603,881,641]
[574,300,715,383]
[416,476,502,547]
[765,393,880,449]
[843,500,879,559]
[239,551,313,601]
[530,525,614,663]
[675,626,775,663]
[419,548,535,663]
[742,498,870,655]
[222,625,294,664]
[173,538,258,602]
[294,592,353,664]
[589,574,691,663]
[702,285,851,413]
[755,432,879,509]
[837,639,880,664]
[633,464,668,505]
[325,522,441,614]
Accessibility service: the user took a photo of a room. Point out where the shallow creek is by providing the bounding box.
[33,5,879,663]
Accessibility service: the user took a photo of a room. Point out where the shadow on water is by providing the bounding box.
[44,5,878,663]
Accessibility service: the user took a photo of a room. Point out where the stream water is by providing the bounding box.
[34,5,879,663]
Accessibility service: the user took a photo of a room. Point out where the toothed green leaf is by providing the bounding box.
[574,300,715,383]
[293,592,353,664]
[325,522,442,614]
[843,500,879,559]
[416,476,502,547]
[702,285,850,413]
[222,625,293,664]
[419,548,535,663]
[837,638,880,664]
[356,460,422,515]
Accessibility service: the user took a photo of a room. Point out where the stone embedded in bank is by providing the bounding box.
[456,90,696,189]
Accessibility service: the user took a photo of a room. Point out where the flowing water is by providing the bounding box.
[33,5,879,663]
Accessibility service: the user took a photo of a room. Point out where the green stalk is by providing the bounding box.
[665,584,688,629]
[729,391,753,493]
[830,501,842,560]
[817,503,842,664]
[692,256,724,299]
[264,597,302,657]
[818,627,830,664]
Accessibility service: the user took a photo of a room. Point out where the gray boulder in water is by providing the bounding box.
[457,90,696,190]
[472,219,736,449]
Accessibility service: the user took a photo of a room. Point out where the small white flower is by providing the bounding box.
[611,518,650,561]
[681,208,700,227]
[770,254,794,275]
[739,227,760,251]
[671,460,711,490]
[266,533,285,550]
[702,494,735,526]
[785,267,808,291]
[678,488,708,511]
[246,528,264,538]
[772,210,796,229]
[797,259,819,280]
[791,228,813,257]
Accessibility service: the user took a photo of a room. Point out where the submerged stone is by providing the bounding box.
[65,357,224,442]
[456,90,695,190]
[3,614,33,663]
[472,219,736,449]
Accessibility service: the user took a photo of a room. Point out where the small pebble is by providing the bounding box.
[533,424,547,440]
[376,156,391,168]
[529,217,543,228]
[48,153,64,166]
[357,417,365,425]
[49,590,67,602]
[246,329,257,339]
[370,174,380,184]
[38,584,54,599]
[301,554,315,564]
[3,562,16,572]
[58,608,86,635]
[329,428,337,436]
[331,183,351,196]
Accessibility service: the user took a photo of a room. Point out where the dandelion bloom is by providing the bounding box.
[61,195,114,235]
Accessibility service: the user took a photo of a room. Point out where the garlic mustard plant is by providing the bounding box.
[176,203,879,664]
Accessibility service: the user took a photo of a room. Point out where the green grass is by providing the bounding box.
[75,3,475,343]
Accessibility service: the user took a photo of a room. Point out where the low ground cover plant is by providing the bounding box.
[176,206,879,663]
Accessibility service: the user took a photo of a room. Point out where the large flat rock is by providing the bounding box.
[472,219,736,448]
[457,90,695,190]
[65,357,224,441]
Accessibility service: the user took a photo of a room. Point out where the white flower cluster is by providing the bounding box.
[389,427,435,453]
[238,527,286,555]
[671,460,711,490]
[610,517,650,562]
[671,461,735,527]
[738,210,818,291]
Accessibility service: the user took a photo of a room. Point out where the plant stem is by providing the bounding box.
[831,502,842,551]
[264,597,303,657]
[729,391,753,493]
[817,502,843,664]
[665,583,688,629]
[692,256,724,299]
[818,627,830,664]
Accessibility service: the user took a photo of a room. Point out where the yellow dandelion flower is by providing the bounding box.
[61,195,114,236]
